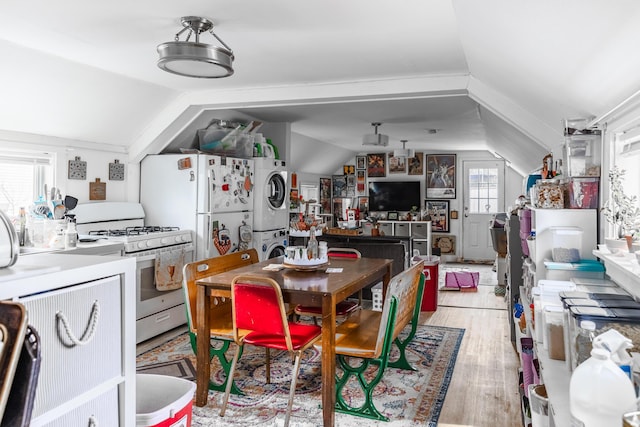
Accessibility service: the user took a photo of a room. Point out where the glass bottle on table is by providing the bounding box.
[307,226,318,260]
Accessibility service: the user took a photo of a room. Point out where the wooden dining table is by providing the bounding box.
[194,255,393,427]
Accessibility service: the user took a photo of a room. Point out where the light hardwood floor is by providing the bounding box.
[427,263,523,427]
[137,262,524,427]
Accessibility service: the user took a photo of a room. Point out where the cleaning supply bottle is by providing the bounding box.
[570,347,637,426]
[64,217,78,249]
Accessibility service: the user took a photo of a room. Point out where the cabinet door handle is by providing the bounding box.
[56,300,100,347]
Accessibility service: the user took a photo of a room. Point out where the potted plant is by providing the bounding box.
[602,166,640,250]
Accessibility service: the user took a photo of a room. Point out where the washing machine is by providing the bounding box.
[253,158,288,231]
[253,229,288,261]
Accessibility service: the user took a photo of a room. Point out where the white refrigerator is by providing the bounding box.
[140,154,255,261]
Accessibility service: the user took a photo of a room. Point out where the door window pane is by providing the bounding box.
[468,167,499,214]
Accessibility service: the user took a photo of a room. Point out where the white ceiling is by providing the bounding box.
[1,0,640,175]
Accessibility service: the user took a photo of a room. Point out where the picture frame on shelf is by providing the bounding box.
[425,200,450,232]
[388,154,407,174]
[408,152,424,176]
[432,234,456,255]
[387,211,399,220]
[356,156,366,170]
[367,153,386,177]
[426,154,456,198]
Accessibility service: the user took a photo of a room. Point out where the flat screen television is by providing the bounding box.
[368,181,421,212]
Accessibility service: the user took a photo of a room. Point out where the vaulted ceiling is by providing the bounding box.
[1,0,640,175]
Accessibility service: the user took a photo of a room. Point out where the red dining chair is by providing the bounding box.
[294,248,362,323]
[220,275,322,427]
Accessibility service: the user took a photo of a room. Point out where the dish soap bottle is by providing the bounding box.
[570,347,637,426]
[64,218,78,249]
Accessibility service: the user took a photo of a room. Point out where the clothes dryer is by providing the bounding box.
[253,158,288,231]
[253,229,288,261]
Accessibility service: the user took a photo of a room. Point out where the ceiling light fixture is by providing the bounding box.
[362,122,389,146]
[157,16,234,78]
[393,140,415,158]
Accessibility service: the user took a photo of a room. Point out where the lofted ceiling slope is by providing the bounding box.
[0,1,639,176]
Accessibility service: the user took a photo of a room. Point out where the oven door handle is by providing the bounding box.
[132,245,194,263]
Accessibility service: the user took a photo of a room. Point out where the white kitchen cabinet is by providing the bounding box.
[0,254,136,427]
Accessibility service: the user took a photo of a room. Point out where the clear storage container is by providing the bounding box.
[545,305,565,360]
[534,180,564,209]
[568,306,640,370]
[564,177,599,209]
[550,227,583,262]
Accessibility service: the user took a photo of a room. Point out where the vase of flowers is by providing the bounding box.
[602,166,640,249]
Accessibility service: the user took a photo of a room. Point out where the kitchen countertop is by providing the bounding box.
[18,239,124,257]
[0,253,135,299]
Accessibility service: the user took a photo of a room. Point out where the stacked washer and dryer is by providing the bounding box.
[252,158,289,261]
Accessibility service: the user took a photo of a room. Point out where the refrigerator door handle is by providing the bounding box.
[205,213,211,255]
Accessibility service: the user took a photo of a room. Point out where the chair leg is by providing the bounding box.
[265,348,271,384]
[285,351,303,427]
[219,344,243,417]
[188,332,245,395]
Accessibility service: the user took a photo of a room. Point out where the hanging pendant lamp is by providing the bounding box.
[362,122,389,146]
[157,16,234,78]
[394,140,415,158]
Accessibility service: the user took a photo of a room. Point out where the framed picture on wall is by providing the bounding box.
[425,199,450,232]
[367,153,386,177]
[356,170,366,194]
[319,177,332,214]
[426,154,456,198]
[388,154,407,174]
[332,175,347,197]
[408,152,424,175]
[356,156,366,170]
[343,164,355,175]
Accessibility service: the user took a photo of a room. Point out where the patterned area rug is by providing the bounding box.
[136,325,464,427]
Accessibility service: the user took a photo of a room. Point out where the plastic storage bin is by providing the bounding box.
[136,374,196,427]
[412,255,439,311]
[550,226,583,262]
[543,259,604,281]
[534,180,564,209]
[565,177,599,209]
[567,306,640,370]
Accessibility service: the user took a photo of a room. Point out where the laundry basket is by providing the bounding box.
[136,374,196,427]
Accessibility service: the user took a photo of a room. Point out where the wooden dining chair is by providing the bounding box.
[220,275,322,427]
[293,248,362,323]
[182,248,263,395]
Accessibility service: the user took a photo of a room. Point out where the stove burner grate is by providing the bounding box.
[88,226,179,237]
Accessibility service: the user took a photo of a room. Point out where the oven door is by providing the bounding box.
[135,244,194,319]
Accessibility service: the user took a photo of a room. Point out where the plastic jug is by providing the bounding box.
[569,347,637,426]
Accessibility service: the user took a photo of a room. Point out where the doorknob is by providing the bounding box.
[464,206,469,218]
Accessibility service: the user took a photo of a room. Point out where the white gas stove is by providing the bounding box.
[86,226,192,254]
[72,202,193,343]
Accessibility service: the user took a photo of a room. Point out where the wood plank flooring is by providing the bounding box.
[427,263,523,427]
[137,262,524,427]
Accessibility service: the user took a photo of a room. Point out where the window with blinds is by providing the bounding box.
[0,153,53,217]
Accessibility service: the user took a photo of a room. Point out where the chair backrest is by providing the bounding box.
[373,261,424,356]
[230,275,293,351]
[327,247,361,259]
[181,249,259,333]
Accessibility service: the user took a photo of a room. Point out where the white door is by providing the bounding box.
[462,160,505,261]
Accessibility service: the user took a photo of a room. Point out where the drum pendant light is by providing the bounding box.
[393,140,415,158]
[157,16,234,78]
[362,122,389,147]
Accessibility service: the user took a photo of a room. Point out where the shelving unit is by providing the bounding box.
[368,220,432,256]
